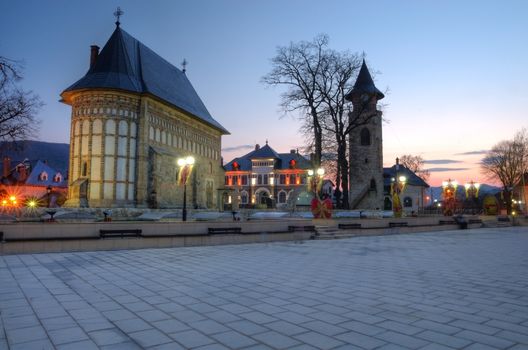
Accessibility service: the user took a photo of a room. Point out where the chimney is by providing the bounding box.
[2,156,10,178]
[18,166,27,182]
[290,149,295,154]
[255,144,260,151]
[90,45,100,69]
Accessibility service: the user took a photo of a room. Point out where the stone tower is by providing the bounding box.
[346,60,384,209]
[60,23,228,208]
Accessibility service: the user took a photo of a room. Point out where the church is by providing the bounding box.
[61,19,228,208]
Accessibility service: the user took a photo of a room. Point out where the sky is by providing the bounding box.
[1,0,526,186]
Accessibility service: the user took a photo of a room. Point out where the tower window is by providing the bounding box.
[370,178,377,191]
[360,128,371,146]
[82,162,88,177]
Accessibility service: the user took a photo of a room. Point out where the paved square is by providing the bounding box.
[1,227,527,349]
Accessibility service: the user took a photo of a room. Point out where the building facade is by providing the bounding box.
[61,23,228,208]
[383,164,430,214]
[223,143,312,208]
[347,60,385,210]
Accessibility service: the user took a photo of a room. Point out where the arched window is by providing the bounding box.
[360,128,371,146]
[82,162,88,177]
[241,191,248,204]
[39,171,48,181]
[209,162,213,174]
[404,196,413,207]
[370,179,377,191]
[278,191,287,204]
[53,173,62,183]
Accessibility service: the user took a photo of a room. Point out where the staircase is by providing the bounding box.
[313,225,359,240]
[349,184,370,209]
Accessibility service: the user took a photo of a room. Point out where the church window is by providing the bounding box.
[257,175,263,185]
[370,178,377,191]
[360,128,371,146]
[82,162,88,177]
[404,196,413,207]
[149,126,154,140]
[278,191,287,204]
[209,162,213,174]
[124,110,128,117]
[112,108,117,115]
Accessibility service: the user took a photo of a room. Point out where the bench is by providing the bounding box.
[208,227,242,234]
[288,225,316,232]
[338,223,362,229]
[498,216,510,222]
[389,222,408,228]
[468,219,483,224]
[439,220,455,225]
[99,229,142,239]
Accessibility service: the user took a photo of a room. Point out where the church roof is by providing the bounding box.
[224,144,311,171]
[62,26,228,134]
[345,59,384,101]
[383,165,430,188]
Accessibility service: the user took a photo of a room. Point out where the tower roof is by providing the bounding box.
[61,26,229,134]
[345,59,384,101]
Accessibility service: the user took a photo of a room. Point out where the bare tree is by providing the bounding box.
[262,35,328,167]
[399,154,430,182]
[481,129,528,213]
[0,56,42,145]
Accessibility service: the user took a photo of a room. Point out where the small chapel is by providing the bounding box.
[61,17,228,208]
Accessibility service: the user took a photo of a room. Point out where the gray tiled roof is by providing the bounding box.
[62,26,228,134]
[224,144,311,171]
[383,165,430,188]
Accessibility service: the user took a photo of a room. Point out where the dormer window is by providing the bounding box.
[53,173,63,183]
[39,171,48,181]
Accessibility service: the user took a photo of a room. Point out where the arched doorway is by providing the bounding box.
[384,197,392,210]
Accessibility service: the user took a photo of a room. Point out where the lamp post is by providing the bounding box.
[464,181,480,214]
[46,185,52,208]
[442,179,458,216]
[391,158,407,218]
[307,167,325,199]
[177,156,195,222]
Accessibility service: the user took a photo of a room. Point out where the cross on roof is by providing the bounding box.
[114,7,124,27]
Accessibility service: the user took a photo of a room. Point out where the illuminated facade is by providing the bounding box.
[223,143,311,207]
[61,23,228,208]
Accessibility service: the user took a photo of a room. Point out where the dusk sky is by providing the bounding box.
[1,0,526,186]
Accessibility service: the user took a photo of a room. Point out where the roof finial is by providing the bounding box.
[114,6,124,27]
[265,139,268,145]
[181,59,187,73]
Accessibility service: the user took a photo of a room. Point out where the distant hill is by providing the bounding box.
[427,184,501,202]
[0,141,69,174]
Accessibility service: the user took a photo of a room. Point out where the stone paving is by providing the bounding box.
[1,227,528,350]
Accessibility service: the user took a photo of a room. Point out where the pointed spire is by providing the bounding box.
[345,59,384,101]
[181,59,187,73]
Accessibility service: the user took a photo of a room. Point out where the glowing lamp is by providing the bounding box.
[398,176,406,183]
[177,158,185,166]
[28,200,37,208]
[186,156,195,165]
[9,196,16,202]
[308,170,314,176]
[317,168,325,176]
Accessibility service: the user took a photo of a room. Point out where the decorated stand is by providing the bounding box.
[308,168,332,219]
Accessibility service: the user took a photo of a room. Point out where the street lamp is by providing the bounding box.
[391,158,407,218]
[307,167,325,199]
[442,179,458,216]
[46,185,52,208]
[177,156,195,222]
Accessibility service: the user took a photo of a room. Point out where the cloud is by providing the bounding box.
[424,159,463,165]
[454,150,488,156]
[426,167,470,172]
[222,144,253,152]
